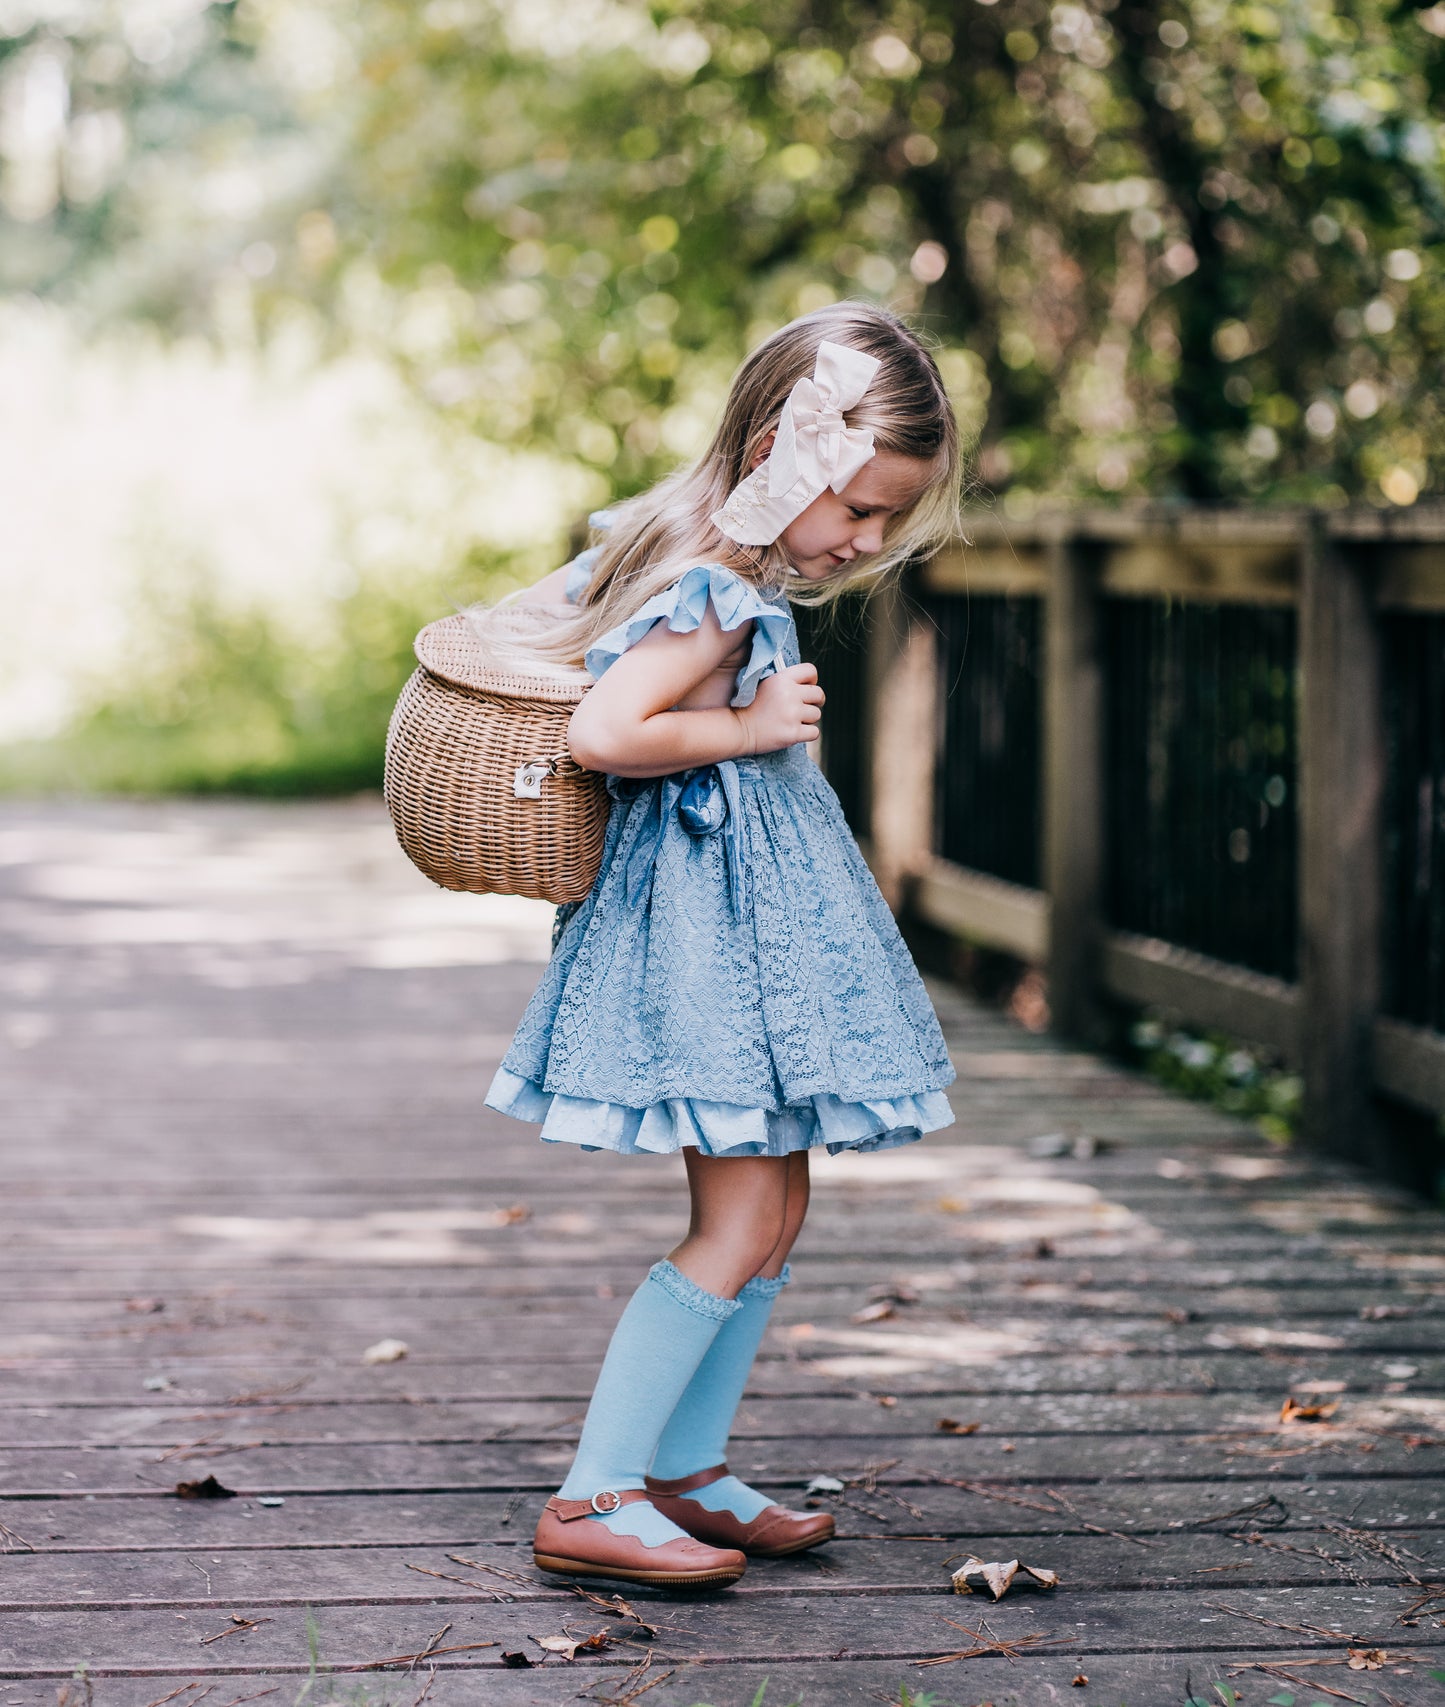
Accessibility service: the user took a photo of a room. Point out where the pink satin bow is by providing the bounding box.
[711,339,883,547]
[767,341,881,500]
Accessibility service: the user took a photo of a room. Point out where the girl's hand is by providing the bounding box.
[736,663,824,754]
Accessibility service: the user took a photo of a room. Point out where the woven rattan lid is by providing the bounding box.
[415,612,593,705]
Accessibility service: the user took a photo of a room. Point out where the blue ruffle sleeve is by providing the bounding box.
[563,547,600,605]
[582,564,792,709]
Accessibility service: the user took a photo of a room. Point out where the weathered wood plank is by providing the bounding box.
[9,1529,1435,1607]
[7,1429,1445,1498]
[12,1652,1441,1707]
[2,1352,1441,1407]
[6,1477,1440,1552]
[7,1388,1440,1450]
[1,1585,1437,1676]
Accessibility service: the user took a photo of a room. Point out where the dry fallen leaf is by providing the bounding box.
[937,1418,981,1435]
[361,1338,409,1365]
[1072,1675,1088,1687]
[949,1555,1059,1599]
[1359,1303,1410,1320]
[806,1474,845,1495]
[532,1630,612,1662]
[1347,1647,1388,1670]
[493,1204,531,1226]
[851,1300,895,1324]
[1280,1395,1340,1423]
[174,1475,236,1500]
[500,1650,533,1668]
[876,1394,898,1408]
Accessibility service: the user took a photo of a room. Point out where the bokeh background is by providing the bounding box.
[2,0,1441,794]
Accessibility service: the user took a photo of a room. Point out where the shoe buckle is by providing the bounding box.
[590,1489,622,1514]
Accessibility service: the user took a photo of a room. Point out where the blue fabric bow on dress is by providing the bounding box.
[610,762,750,922]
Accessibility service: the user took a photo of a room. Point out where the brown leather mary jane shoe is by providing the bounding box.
[533,1488,747,1588]
[645,1464,836,1558]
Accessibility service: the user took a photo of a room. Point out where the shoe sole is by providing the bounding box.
[534,1552,744,1587]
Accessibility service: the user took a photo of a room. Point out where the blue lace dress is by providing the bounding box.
[483,556,956,1159]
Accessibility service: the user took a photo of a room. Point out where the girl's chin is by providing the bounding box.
[790,554,844,580]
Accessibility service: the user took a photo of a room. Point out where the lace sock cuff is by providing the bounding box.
[648,1259,742,1324]
[737,1261,791,1303]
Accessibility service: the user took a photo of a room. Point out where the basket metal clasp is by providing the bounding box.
[513,760,553,800]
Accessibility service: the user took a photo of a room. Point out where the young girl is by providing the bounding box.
[484,301,962,1588]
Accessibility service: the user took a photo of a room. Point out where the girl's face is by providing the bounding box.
[770,446,939,581]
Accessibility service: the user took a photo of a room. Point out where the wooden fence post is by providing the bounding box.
[1044,531,1109,1045]
[1298,516,1386,1166]
[868,569,938,913]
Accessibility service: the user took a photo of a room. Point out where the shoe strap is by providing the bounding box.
[644,1463,729,1496]
[546,1488,651,1522]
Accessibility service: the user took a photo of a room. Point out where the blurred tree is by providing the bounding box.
[4,0,1444,508]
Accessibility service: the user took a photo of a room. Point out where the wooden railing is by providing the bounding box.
[801,505,1445,1192]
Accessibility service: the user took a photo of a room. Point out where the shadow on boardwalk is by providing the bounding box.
[2,799,1443,1704]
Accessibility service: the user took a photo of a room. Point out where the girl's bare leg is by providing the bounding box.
[754,1149,810,1279]
[668,1150,793,1298]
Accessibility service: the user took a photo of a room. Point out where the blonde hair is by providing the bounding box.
[495,301,962,668]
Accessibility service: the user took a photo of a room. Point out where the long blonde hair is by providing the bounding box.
[498,301,962,668]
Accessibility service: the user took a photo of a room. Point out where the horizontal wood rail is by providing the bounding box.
[854,503,1445,1190]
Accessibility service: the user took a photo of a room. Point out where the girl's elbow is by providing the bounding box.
[567,706,619,774]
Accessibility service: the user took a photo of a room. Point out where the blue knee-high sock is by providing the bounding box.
[648,1264,790,1522]
[557,1259,740,1546]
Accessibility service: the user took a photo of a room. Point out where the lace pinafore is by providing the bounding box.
[483,552,956,1158]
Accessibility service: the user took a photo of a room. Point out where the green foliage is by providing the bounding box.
[0,565,459,797]
[7,0,1444,510]
[6,0,1445,791]
[1129,1013,1302,1141]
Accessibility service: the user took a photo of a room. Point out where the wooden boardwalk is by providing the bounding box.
[2,798,1443,1704]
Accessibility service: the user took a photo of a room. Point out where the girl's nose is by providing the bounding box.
[853,519,884,554]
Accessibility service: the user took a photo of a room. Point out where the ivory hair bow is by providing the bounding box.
[712,340,882,547]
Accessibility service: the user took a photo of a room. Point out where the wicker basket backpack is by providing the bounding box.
[384,610,610,904]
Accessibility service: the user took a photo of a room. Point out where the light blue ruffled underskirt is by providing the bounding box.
[486,1065,954,1158]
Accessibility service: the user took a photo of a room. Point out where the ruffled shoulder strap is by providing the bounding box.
[583,563,792,708]
[561,509,616,605]
[563,547,600,605]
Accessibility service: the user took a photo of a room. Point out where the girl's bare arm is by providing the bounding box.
[568,610,823,779]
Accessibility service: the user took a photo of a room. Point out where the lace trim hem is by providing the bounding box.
[484,1067,954,1158]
